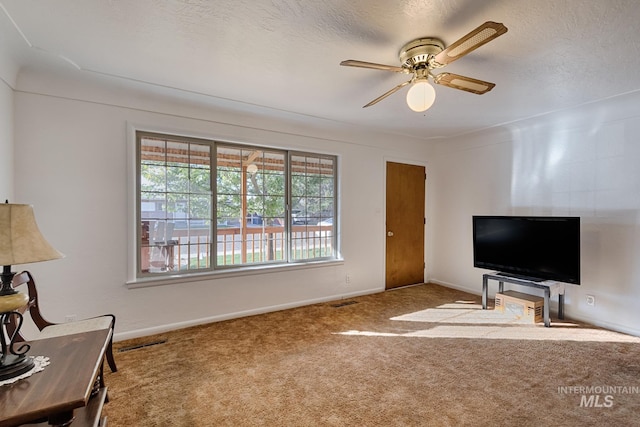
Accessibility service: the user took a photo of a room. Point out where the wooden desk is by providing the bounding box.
[0,328,111,427]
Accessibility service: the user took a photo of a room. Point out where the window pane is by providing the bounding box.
[190,194,211,219]
[215,145,286,267]
[289,153,336,260]
[141,193,167,220]
[140,165,166,192]
[217,171,241,195]
[321,176,334,197]
[191,167,211,193]
[217,195,241,218]
[291,174,306,197]
[189,143,210,168]
[138,133,213,275]
[166,166,189,192]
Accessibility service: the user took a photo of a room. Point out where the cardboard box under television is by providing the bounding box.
[495,290,544,323]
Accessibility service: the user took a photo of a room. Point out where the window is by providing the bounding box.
[137,131,337,277]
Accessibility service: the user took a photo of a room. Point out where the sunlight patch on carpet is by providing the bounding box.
[391,306,529,324]
[333,303,640,343]
[335,326,640,342]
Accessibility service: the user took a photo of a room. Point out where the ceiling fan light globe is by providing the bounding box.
[406,81,436,112]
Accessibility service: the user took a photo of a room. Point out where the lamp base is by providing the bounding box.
[0,354,35,381]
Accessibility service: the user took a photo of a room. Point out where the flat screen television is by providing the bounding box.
[472,215,581,284]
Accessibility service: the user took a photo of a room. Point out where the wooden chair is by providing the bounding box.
[8,271,118,373]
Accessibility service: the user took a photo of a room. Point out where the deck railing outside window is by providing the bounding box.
[141,223,334,272]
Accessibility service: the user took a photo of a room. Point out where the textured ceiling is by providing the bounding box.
[2,0,640,140]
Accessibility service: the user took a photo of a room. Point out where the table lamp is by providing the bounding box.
[0,202,63,381]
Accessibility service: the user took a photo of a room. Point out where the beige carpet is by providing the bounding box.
[103,283,640,426]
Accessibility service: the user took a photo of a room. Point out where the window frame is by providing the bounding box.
[135,130,339,280]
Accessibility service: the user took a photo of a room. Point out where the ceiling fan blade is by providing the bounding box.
[433,73,495,94]
[340,60,408,73]
[363,80,412,108]
[434,21,507,66]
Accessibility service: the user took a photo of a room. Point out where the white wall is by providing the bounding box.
[13,68,433,340]
[13,58,639,340]
[0,12,20,200]
[0,74,14,200]
[429,91,640,336]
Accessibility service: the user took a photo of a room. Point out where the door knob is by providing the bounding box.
[387,231,394,237]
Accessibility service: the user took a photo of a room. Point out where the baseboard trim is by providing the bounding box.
[562,312,640,337]
[114,287,383,341]
[429,279,481,295]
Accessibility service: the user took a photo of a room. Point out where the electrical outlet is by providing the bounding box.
[345,274,351,284]
[65,314,77,323]
[586,295,595,307]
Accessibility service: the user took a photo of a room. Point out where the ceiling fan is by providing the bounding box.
[340,21,508,112]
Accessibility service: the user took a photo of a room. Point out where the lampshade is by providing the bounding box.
[0,203,62,382]
[0,204,64,266]
[406,80,436,112]
[246,163,258,174]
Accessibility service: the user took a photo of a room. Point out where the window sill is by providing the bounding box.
[126,258,345,289]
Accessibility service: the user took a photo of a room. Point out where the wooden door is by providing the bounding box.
[385,162,425,289]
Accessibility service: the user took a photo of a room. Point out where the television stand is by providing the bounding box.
[482,272,566,327]
[494,272,544,282]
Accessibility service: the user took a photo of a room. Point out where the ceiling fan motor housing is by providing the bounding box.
[399,38,445,70]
